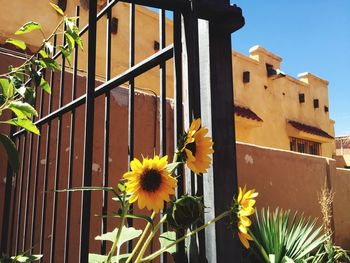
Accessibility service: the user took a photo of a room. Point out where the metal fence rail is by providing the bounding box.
[1,0,244,262]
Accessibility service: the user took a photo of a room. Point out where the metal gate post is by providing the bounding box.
[197,1,245,262]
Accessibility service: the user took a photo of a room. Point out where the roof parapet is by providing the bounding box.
[249,45,282,69]
[297,72,329,86]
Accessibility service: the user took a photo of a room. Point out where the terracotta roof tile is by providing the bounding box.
[288,120,334,139]
[234,105,263,122]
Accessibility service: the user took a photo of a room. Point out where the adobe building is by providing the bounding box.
[0,0,336,158]
[232,46,335,158]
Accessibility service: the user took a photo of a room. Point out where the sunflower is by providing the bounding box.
[123,155,177,213]
[180,118,214,174]
[236,186,258,249]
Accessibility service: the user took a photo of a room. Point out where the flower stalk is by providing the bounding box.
[125,212,156,263]
[106,195,129,263]
[140,210,231,263]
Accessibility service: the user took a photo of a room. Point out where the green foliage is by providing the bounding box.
[15,22,42,35]
[248,208,327,263]
[159,231,177,254]
[0,2,83,172]
[309,240,350,263]
[0,253,42,262]
[95,227,142,247]
[0,133,19,171]
[5,39,26,51]
[49,2,64,16]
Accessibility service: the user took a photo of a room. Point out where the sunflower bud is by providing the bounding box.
[166,195,204,230]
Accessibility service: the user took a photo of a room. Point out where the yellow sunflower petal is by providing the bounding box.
[238,232,250,249]
[130,158,143,172]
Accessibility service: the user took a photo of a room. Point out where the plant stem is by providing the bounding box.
[125,212,156,263]
[140,210,231,263]
[134,214,167,263]
[106,198,129,263]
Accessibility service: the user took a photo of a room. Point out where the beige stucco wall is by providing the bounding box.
[0,1,335,157]
[332,168,350,249]
[0,0,174,97]
[232,47,335,157]
[237,142,350,249]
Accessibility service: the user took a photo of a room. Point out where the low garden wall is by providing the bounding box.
[237,142,350,249]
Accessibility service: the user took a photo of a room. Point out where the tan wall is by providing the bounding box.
[332,168,350,248]
[232,47,335,157]
[0,1,335,158]
[0,1,174,97]
[236,142,350,249]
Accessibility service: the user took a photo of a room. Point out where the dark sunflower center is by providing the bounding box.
[187,142,197,156]
[140,169,162,192]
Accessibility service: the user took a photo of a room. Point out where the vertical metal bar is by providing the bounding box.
[173,11,186,263]
[127,1,135,253]
[9,138,20,255]
[79,0,97,261]
[1,123,18,254]
[40,34,57,259]
[63,7,79,263]
[181,5,205,261]
[101,1,112,255]
[50,23,67,263]
[159,8,167,263]
[22,117,35,251]
[30,85,45,252]
[159,7,166,157]
[15,134,27,254]
[23,67,39,251]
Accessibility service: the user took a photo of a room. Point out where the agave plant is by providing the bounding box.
[248,208,327,263]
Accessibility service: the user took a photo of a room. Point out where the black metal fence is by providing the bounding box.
[1,0,244,262]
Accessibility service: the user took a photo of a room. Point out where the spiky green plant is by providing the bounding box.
[248,208,327,263]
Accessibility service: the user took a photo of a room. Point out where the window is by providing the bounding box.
[290,137,320,156]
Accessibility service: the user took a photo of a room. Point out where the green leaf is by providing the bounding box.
[88,253,130,263]
[95,226,142,247]
[9,101,38,118]
[15,21,42,35]
[5,118,40,135]
[64,32,75,51]
[40,78,51,94]
[159,231,177,254]
[0,78,13,98]
[55,186,115,193]
[44,42,54,55]
[118,182,126,192]
[0,133,19,172]
[16,86,27,97]
[166,162,182,173]
[24,87,36,106]
[50,2,64,16]
[6,39,26,51]
[57,45,72,66]
[38,49,48,59]
[12,254,43,262]
[64,17,75,34]
[42,58,61,70]
[28,68,42,87]
[10,74,24,90]
[99,212,154,226]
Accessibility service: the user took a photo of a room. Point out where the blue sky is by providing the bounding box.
[231,1,350,136]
